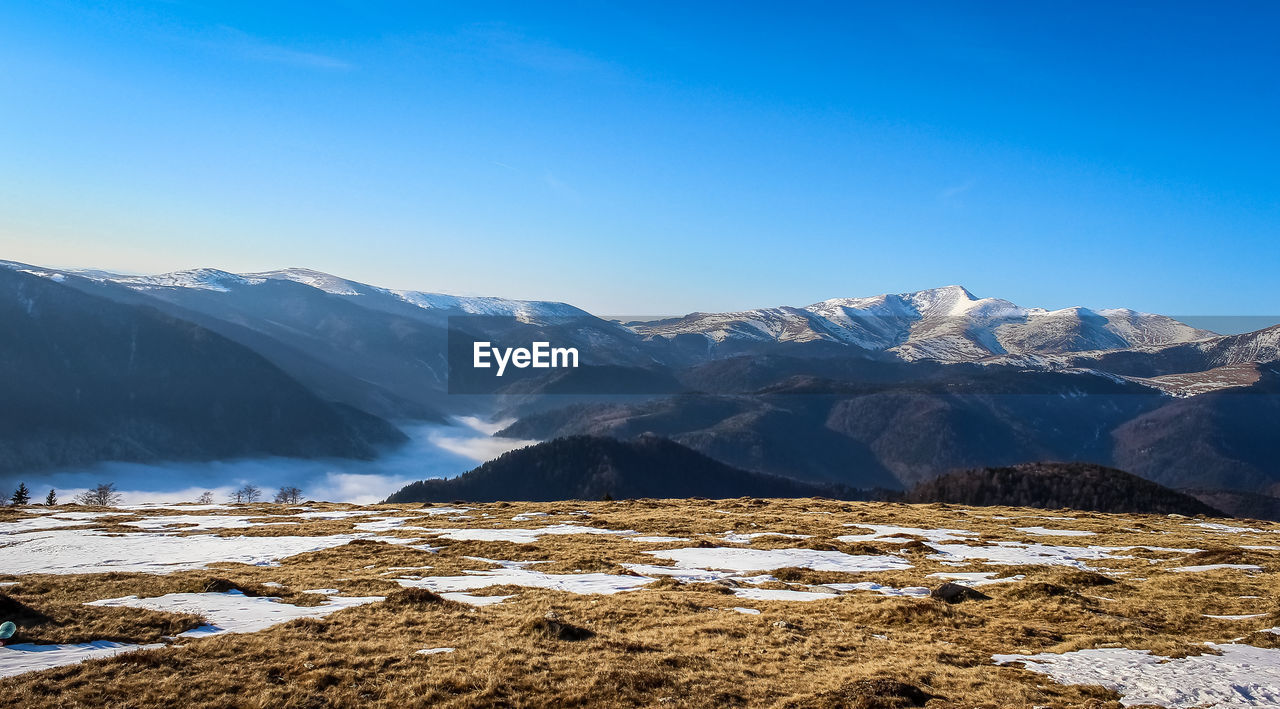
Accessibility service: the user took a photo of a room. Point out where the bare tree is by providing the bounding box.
[231,484,261,504]
[75,483,122,507]
[196,491,214,505]
[274,486,303,505]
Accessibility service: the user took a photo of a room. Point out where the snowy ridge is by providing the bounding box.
[61,264,590,325]
[633,285,1215,362]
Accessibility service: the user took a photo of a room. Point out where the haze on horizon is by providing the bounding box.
[1,1,1277,317]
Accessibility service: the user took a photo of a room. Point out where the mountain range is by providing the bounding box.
[2,258,1277,514]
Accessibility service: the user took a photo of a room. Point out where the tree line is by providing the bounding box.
[6,482,305,507]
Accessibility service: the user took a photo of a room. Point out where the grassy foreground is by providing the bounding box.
[1,498,1277,708]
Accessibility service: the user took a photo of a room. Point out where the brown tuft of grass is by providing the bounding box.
[524,614,596,642]
[786,678,936,708]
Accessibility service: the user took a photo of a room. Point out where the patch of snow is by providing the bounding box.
[422,524,636,544]
[352,517,430,532]
[1193,522,1266,534]
[395,567,653,596]
[728,607,761,615]
[926,572,1025,586]
[416,647,455,655]
[732,587,838,602]
[1015,527,1097,537]
[927,542,1128,569]
[1171,564,1262,573]
[0,516,96,534]
[1205,614,1267,620]
[836,524,976,544]
[0,529,390,575]
[717,531,811,544]
[0,641,163,679]
[627,536,691,543]
[88,590,382,637]
[643,547,911,574]
[824,582,930,597]
[994,644,1280,707]
[439,592,512,606]
[122,515,298,532]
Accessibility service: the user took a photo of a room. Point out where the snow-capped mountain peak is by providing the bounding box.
[632,286,1217,362]
[242,268,381,297]
[84,268,255,292]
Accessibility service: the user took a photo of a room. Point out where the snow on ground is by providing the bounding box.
[836,524,976,544]
[352,517,431,532]
[122,515,299,531]
[926,542,1128,569]
[288,510,379,520]
[822,582,930,597]
[728,607,761,615]
[621,564,774,585]
[0,530,390,575]
[0,641,164,679]
[732,587,838,602]
[421,524,636,544]
[994,644,1280,707]
[119,504,236,512]
[1171,564,1263,573]
[926,572,1026,586]
[643,547,912,574]
[395,564,653,597]
[717,531,811,544]
[1192,522,1267,534]
[627,536,691,543]
[416,647,455,655]
[1204,614,1267,620]
[440,592,512,606]
[511,512,548,521]
[417,507,471,516]
[0,516,96,534]
[1015,526,1097,537]
[88,590,384,637]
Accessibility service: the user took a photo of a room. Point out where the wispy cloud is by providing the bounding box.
[939,178,976,205]
[204,25,353,70]
[455,24,618,77]
[543,172,582,202]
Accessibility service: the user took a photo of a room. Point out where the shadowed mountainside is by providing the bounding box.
[0,268,405,474]
[384,435,849,503]
[905,462,1223,517]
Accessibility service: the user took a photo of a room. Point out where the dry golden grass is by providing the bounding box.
[0,498,1277,707]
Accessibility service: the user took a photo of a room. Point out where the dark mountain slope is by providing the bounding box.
[384,435,842,503]
[55,274,451,420]
[0,268,405,474]
[906,462,1222,516]
[498,393,901,489]
[1182,489,1280,522]
[1112,368,1280,492]
[500,366,1163,489]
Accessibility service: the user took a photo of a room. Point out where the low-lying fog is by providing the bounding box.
[0,418,537,505]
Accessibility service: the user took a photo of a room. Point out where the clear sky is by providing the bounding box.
[1,1,1277,317]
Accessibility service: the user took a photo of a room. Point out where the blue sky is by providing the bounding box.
[1,1,1277,317]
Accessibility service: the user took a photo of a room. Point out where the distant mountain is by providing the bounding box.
[1111,368,1280,492]
[633,285,1213,362]
[1182,488,1280,522]
[905,462,1223,517]
[498,365,1165,489]
[0,267,405,474]
[5,258,1278,502]
[384,435,842,503]
[51,265,651,419]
